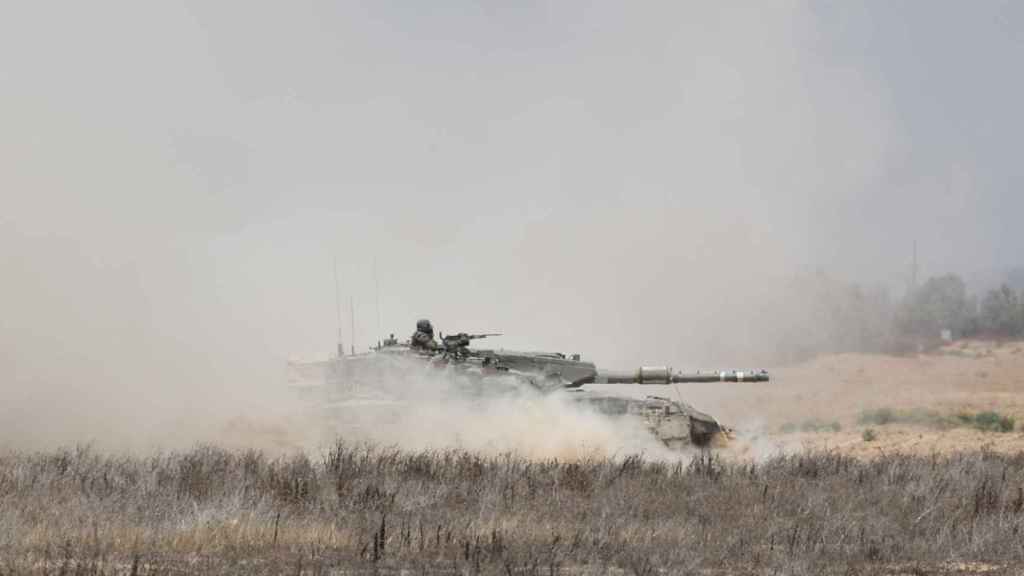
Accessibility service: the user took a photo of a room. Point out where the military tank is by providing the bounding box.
[287,331,767,450]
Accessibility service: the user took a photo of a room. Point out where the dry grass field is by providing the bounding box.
[5,341,1024,574]
[3,443,1024,575]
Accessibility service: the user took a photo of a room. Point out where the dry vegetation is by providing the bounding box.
[5,340,1024,574]
[3,443,1024,575]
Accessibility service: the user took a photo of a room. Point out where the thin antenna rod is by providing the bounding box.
[333,257,344,357]
[349,295,355,355]
[911,239,918,293]
[671,382,685,405]
[373,257,382,345]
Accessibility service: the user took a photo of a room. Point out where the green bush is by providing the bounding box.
[903,408,958,429]
[858,408,896,426]
[858,408,1013,433]
[972,411,1015,432]
[780,419,842,434]
[862,428,878,442]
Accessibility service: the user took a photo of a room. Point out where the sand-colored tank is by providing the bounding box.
[287,332,768,449]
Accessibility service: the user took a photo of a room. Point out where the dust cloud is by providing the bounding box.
[2,3,1023,456]
[304,355,678,460]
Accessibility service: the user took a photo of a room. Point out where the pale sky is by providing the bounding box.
[2,2,1022,426]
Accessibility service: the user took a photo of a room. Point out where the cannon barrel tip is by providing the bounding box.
[594,367,770,384]
[668,369,770,383]
[708,370,770,383]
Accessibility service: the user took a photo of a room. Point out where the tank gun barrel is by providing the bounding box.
[594,367,769,385]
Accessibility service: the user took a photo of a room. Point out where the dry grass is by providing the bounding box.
[3,443,1024,574]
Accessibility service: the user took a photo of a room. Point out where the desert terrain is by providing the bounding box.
[716,340,1024,458]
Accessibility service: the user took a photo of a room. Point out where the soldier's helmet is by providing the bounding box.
[416,318,434,335]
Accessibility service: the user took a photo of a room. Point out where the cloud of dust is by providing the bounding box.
[0,347,314,454]
[299,354,680,461]
[2,2,1022,456]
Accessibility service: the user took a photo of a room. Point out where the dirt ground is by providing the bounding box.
[707,340,1024,458]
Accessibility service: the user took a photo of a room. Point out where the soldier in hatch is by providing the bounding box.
[410,318,441,352]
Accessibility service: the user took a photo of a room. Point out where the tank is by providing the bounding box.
[287,331,768,450]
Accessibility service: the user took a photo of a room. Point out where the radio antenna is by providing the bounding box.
[333,257,344,358]
[373,257,382,346]
[349,295,356,355]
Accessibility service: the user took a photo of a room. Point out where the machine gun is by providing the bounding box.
[439,332,502,356]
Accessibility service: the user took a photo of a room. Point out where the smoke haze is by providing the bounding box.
[2,1,1022,451]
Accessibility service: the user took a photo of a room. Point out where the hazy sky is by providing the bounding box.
[2,0,1022,415]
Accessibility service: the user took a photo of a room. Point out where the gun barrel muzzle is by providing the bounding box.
[595,367,769,384]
